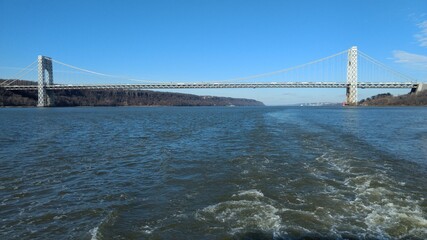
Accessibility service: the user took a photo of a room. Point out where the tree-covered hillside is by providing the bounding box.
[0,80,263,107]
[358,91,427,106]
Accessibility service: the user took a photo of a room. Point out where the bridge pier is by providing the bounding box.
[37,55,54,107]
[346,46,358,105]
[410,83,426,94]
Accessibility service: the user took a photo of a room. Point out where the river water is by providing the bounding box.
[0,106,426,239]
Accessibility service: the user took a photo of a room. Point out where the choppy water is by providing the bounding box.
[0,106,426,239]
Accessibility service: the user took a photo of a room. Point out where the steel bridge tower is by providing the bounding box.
[37,55,54,107]
[346,46,358,105]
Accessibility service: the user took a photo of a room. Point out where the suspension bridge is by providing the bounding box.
[0,46,424,107]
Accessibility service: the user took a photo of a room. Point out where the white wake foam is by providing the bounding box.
[196,189,282,235]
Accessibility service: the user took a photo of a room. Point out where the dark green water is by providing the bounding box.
[0,106,426,239]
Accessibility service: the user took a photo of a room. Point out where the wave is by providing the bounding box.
[196,189,282,236]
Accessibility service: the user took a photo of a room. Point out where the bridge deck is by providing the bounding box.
[1,82,419,90]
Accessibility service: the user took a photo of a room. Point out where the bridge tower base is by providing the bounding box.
[346,46,358,106]
[37,56,54,107]
[410,83,426,94]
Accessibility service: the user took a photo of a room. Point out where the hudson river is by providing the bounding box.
[1,106,426,239]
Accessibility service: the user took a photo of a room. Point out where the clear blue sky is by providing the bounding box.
[1,0,426,105]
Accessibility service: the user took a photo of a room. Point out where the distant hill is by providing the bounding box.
[358,91,427,106]
[0,80,264,107]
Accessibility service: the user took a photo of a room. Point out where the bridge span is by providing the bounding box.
[0,46,424,107]
[2,82,420,91]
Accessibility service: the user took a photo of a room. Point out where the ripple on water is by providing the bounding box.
[302,151,427,239]
[196,189,282,236]
[1,107,426,239]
